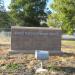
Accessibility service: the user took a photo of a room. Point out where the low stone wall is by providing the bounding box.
[11,26,61,53]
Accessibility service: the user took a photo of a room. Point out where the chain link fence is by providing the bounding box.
[0,28,11,37]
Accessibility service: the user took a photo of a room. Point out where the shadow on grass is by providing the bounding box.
[49,52,75,57]
[0,44,10,46]
[59,67,75,73]
[48,66,75,74]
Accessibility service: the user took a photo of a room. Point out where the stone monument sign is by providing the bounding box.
[11,26,61,53]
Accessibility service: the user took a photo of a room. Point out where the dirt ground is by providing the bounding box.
[0,36,75,75]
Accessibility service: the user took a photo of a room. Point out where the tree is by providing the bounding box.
[9,0,47,27]
[47,0,75,34]
[0,11,14,31]
[0,0,12,30]
[0,0,6,12]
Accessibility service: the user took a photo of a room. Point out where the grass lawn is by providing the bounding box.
[61,40,75,53]
[62,40,75,47]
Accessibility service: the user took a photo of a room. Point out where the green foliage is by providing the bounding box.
[47,65,62,72]
[9,0,47,27]
[6,63,20,71]
[47,0,75,34]
[0,11,13,29]
[0,0,13,29]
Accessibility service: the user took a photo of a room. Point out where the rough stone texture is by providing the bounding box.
[11,26,61,53]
